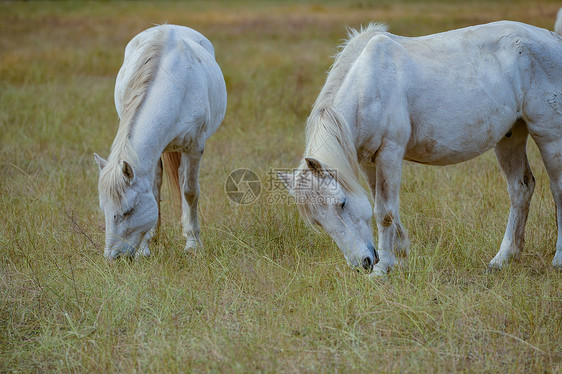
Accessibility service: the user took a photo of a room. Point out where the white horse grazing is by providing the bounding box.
[280,21,562,275]
[94,25,226,259]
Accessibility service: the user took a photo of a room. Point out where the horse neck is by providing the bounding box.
[108,26,167,181]
[313,23,387,112]
[302,26,391,193]
[108,120,164,187]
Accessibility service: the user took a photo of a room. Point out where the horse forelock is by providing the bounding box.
[292,165,360,231]
[304,108,364,192]
[98,158,133,211]
[291,169,322,229]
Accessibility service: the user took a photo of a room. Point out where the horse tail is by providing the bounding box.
[554,8,562,35]
[162,151,182,207]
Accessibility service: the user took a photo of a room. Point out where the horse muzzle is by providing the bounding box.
[104,242,137,260]
[362,243,379,272]
[351,243,378,273]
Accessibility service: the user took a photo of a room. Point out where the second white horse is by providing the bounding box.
[280,21,562,274]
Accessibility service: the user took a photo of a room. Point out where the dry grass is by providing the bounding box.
[1,1,561,372]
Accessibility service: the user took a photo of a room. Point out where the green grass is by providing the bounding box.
[1,1,561,372]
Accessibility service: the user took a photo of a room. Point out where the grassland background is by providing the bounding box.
[1,1,561,372]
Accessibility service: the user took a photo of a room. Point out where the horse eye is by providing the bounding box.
[340,198,347,209]
[123,208,133,217]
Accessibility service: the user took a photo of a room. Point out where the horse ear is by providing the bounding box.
[305,157,324,174]
[94,153,107,171]
[122,161,135,184]
[278,171,296,196]
[304,157,336,179]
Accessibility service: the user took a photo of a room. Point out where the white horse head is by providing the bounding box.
[279,157,377,271]
[95,154,158,259]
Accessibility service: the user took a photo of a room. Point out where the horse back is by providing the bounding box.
[114,25,226,148]
[115,25,218,117]
[345,21,562,165]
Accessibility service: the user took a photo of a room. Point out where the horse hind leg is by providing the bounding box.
[179,147,204,252]
[489,120,535,270]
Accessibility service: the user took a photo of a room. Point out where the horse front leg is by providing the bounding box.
[489,121,534,270]
[136,158,163,258]
[179,147,203,252]
[371,143,409,276]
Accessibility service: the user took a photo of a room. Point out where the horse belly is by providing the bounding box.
[404,115,516,165]
[403,80,520,165]
[405,139,494,165]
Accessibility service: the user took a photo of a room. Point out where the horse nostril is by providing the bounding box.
[368,243,379,266]
[362,256,373,272]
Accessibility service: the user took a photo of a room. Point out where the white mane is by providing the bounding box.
[296,24,387,224]
[302,23,388,195]
[99,28,166,206]
[313,23,388,111]
[556,8,562,35]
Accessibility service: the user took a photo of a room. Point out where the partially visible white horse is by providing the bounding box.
[280,21,562,274]
[95,25,227,259]
[554,8,562,35]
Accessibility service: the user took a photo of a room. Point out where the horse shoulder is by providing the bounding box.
[349,35,412,151]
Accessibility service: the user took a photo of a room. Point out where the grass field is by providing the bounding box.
[1,1,561,372]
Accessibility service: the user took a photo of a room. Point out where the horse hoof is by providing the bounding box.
[369,264,388,277]
[135,246,150,258]
[184,239,203,253]
[486,263,503,273]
